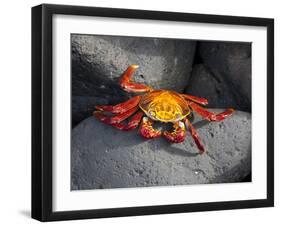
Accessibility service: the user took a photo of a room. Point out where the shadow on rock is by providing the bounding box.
[163,144,200,157]
[185,42,251,112]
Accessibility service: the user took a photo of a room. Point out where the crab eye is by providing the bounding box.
[176,113,181,119]
[178,121,185,128]
[149,111,156,117]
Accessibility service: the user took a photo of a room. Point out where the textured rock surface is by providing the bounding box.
[71,35,196,126]
[198,42,252,112]
[71,110,251,190]
[185,64,238,110]
[72,34,196,93]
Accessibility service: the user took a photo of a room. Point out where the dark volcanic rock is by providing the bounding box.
[71,34,197,126]
[198,42,252,112]
[71,110,251,190]
[72,35,197,93]
[185,64,238,110]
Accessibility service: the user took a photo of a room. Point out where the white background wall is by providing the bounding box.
[0,0,279,225]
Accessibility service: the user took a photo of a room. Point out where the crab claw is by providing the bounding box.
[139,117,161,139]
[119,65,152,93]
[163,121,186,143]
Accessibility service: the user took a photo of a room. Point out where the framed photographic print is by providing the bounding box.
[32,4,274,221]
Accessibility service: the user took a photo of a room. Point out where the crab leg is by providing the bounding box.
[181,94,208,105]
[183,118,205,154]
[119,65,152,93]
[189,102,234,121]
[93,111,143,131]
[95,96,141,114]
[139,117,161,139]
[94,105,139,124]
[163,121,186,143]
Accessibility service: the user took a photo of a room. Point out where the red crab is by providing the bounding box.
[93,65,234,154]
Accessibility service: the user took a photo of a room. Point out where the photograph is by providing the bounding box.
[0,0,277,224]
[71,34,252,190]
[30,3,274,222]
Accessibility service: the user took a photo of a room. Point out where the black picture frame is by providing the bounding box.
[32,3,274,222]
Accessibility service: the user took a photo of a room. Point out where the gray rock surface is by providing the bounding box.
[198,42,252,112]
[185,64,238,110]
[71,34,197,126]
[72,34,196,94]
[71,110,251,190]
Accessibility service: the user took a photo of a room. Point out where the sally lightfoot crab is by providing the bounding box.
[93,65,234,154]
